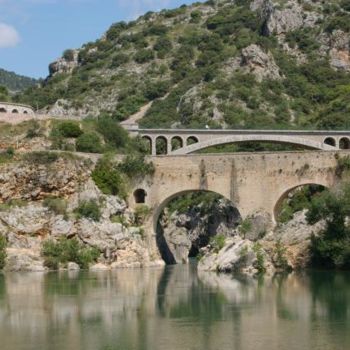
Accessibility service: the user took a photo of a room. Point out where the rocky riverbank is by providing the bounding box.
[0,153,163,272]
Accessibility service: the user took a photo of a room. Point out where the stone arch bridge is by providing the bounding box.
[128,128,350,155]
[128,150,344,255]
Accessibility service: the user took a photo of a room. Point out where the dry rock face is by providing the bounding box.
[241,44,282,81]
[0,157,91,202]
[49,49,79,77]
[157,199,241,264]
[0,156,163,272]
[329,30,350,71]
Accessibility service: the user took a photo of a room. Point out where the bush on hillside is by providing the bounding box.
[76,132,103,153]
[307,183,350,269]
[96,116,129,149]
[75,199,101,221]
[56,121,83,138]
[92,156,127,197]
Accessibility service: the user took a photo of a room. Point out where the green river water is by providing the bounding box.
[0,264,349,350]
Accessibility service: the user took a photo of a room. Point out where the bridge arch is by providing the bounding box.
[12,109,19,114]
[171,136,184,151]
[154,189,241,264]
[0,108,6,113]
[324,137,336,147]
[273,181,329,223]
[339,137,350,150]
[171,135,336,155]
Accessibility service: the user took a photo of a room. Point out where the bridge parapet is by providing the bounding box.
[128,128,350,155]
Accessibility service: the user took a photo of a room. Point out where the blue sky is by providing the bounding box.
[0,0,197,79]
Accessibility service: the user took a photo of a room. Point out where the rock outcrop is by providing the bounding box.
[241,44,282,81]
[158,199,241,264]
[49,49,79,77]
[0,155,163,272]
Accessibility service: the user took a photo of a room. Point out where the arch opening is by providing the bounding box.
[339,137,350,150]
[156,190,241,265]
[196,141,310,154]
[134,189,147,204]
[171,136,183,151]
[187,136,199,146]
[12,109,19,114]
[156,136,168,155]
[274,184,327,224]
[23,110,28,114]
[172,135,329,155]
[324,137,336,147]
[0,108,6,113]
[141,136,152,155]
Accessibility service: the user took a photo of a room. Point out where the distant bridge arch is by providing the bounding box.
[128,129,349,155]
[171,135,334,155]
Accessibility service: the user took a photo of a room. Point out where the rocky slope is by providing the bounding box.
[15,0,350,129]
[0,153,163,272]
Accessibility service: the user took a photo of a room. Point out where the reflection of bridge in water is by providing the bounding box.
[127,127,350,155]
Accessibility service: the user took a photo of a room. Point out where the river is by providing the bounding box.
[0,264,349,350]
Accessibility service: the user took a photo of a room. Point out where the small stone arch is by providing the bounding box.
[0,107,6,113]
[339,137,350,150]
[134,189,147,204]
[324,137,336,147]
[23,110,28,114]
[171,136,183,151]
[12,109,19,114]
[187,136,199,146]
[141,136,152,155]
[156,136,168,155]
[273,182,328,223]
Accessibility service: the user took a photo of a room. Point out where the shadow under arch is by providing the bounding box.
[154,189,241,265]
[273,182,329,223]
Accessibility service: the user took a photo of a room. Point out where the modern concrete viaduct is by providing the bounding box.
[129,150,344,256]
[127,128,350,155]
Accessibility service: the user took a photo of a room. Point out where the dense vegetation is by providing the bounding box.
[42,238,100,269]
[0,68,37,93]
[307,183,350,269]
[13,0,350,130]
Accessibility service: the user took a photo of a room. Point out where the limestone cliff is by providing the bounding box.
[0,154,163,272]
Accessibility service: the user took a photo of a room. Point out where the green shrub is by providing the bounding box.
[274,239,289,271]
[210,234,226,253]
[0,235,7,270]
[43,197,67,216]
[42,238,100,270]
[57,121,83,138]
[63,49,75,61]
[134,49,154,64]
[23,151,59,164]
[76,132,103,153]
[26,121,42,138]
[75,199,101,221]
[134,205,150,225]
[110,53,129,68]
[253,243,266,273]
[92,157,127,197]
[118,155,155,179]
[96,116,128,149]
[307,183,350,269]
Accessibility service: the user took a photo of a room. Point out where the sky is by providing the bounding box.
[0,0,197,79]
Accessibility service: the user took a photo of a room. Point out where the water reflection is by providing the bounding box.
[0,266,349,350]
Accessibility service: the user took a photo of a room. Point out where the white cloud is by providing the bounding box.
[0,22,20,48]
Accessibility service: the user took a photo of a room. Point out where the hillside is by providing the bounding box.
[15,0,350,129]
[0,68,38,93]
